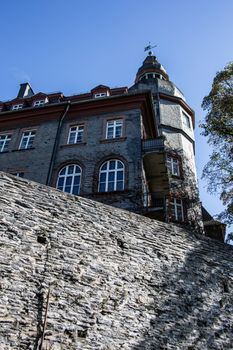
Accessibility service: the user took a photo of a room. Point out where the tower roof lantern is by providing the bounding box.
[135,53,169,83]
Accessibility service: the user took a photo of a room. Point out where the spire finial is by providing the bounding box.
[144,42,157,56]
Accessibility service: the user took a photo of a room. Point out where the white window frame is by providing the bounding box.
[170,198,184,221]
[33,99,48,107]
[182,111,191,129]
[94,92,108,98]
[67,125,84,144]
[167,155,180,176]
[56,164,82,195]
[106,119,123,139]
[98,159,124,192]
[12,104,23,110]
[11,172,24,178]
[19,130,36,150]
[0,134,11,152]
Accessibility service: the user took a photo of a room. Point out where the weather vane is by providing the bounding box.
[144,42,157,56]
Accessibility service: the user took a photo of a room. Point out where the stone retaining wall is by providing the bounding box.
[0,172,232,349]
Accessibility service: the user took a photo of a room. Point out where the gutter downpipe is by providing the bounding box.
[46,101,71,186]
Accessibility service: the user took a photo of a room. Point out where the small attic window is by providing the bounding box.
[94,92,109,98]
[33,98,48,107]
[12,104,23,110]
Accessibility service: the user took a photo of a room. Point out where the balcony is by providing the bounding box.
[143,192,166,220]
[142,138,169,194]
[142,138,164,153]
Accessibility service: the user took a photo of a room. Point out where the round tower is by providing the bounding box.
[130,52,203,231]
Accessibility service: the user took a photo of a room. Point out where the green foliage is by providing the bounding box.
[226,232,233,243]
[201,62,233,225]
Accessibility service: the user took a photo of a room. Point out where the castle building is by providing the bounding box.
[0,51,220,235]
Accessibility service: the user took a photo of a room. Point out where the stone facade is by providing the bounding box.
[0,89,156,216]
[52,109,144,211]
[0,172,232,349]
[0,119,59,184]
[0,53,207,233]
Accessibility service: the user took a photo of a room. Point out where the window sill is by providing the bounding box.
[91,190,129,196]
[168,174,184,180]
[0,150,9,154]
[60,142,87,148]
[12,147,35,152]
[169,174,181,178]
[100,136,127,144]
[170,219,187,225]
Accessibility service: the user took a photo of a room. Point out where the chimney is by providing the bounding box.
[17,83,34,98]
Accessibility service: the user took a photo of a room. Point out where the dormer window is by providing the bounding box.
[33,98,48,107]
[12,104,23,110]
[91,85,110,99]
[94,92,108,98]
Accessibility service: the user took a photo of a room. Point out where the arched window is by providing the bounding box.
[98,159,124,192]
[56,164,81,195]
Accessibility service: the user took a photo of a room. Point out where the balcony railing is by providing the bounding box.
[142,138,164,152]
[143,192,165,210]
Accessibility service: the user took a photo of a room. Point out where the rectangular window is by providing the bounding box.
[94,92,107,98]
[182,112,191,128]
[19,130,36,149]
[68,125,84,144]
[33,100,46,107]
[12,104,23,110]
[106,120,123,139]
[11,172,24,178]
[167,155,180,176]
[0,134,11,152]
[170,198,184,221]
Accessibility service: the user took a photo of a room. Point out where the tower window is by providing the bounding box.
[56,164,82,195]
[170,198,184,221]
[167,155,180,176]
[0,134,11,152]
[142,73,163,80]
[68,125,84,144]
[182,112,191,129]
[106,120,123,139]
[98,159,124,192]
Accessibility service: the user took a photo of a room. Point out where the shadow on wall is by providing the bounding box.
[133,237,233,349]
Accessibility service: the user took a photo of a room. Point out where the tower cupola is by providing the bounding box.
[135,53,169,83]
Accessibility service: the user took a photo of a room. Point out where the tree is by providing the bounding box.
[201,62,233,225]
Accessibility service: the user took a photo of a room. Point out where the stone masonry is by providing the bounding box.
[0,172,232,349]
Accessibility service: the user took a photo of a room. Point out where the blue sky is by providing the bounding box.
[1,0,232,232]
